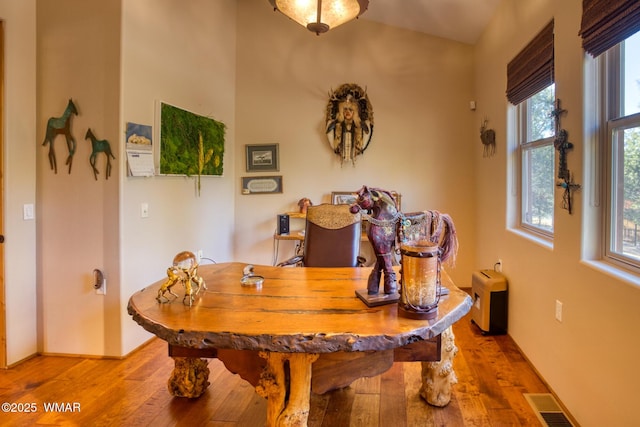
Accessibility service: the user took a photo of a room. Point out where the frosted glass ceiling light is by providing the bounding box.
[269,0,369,35]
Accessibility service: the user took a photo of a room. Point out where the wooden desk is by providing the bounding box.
[128,263,472,426]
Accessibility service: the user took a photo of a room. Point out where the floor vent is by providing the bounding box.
[524,393,574,427]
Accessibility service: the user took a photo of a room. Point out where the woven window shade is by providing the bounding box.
[506,21,554,105]
[579,0,640,57]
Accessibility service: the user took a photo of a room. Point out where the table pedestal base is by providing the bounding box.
[256,352,319,427]
[420,326,458,407]
[167,357,211,398]
[163,329,459,425]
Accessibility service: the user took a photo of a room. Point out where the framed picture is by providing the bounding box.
[246,144,279,172]
[242,176,283,194]
[331,191,358,205]
[332,190,402,210]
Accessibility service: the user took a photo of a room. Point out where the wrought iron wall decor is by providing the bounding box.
[325,83,374,165]
[552,99,581,214]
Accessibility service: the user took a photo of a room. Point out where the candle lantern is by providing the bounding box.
[398,240,442,320]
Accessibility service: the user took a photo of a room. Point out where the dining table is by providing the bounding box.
[128,262,472,427]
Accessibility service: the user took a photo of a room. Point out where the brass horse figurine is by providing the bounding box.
[42,98,78,174]
[85,128,115,180]
[156,263,207,306]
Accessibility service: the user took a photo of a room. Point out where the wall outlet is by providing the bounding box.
[197,250,203,263]
[555,300,563,322]
[96,278,106,295]
[140,203,149,218]
[495,259,503,272]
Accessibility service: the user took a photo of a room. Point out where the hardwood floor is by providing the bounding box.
[0,309,551,426]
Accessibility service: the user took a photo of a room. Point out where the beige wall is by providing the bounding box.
[119,0,237,354]
[234,2,477,286]
[474,1,640,426]
[0,0,37,365]
[36,0,122,356]
[33,0,237,357]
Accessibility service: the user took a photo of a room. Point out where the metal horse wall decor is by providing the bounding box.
[42,98,78,174]
[85,128,116,180]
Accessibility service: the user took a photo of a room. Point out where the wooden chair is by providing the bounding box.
[278,203,364,267]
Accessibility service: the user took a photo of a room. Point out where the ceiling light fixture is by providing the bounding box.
[268,0,369,35]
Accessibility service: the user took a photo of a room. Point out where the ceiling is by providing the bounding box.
[361,0,501,44]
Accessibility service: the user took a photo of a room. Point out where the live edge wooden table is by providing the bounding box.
[128,262,472,427]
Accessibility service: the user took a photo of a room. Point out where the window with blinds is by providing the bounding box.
[508,21,556,237]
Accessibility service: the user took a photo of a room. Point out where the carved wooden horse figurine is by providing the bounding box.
[351,186,402,295]
[85,128,115,180]
[42,99,78,174]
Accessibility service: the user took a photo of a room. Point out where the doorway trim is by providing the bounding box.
[1,20,7,368]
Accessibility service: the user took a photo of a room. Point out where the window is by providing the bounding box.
[506,21,555,237]
[518,84,556,235]
[602,30,640,270]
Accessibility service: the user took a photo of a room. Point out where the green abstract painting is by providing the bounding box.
[159,102,225,177]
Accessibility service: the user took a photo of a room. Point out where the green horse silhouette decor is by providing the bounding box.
[42,98,78,174]
[85,128,115,180]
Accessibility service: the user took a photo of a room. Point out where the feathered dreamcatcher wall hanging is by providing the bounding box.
[325,83,374,165]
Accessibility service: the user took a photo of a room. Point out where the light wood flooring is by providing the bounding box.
[0,309,552,426]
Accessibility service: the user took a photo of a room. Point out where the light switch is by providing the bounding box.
[23,204,35,220]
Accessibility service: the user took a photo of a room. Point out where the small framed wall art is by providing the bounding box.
[332,190,402,210]
[242,176,283,195]
[246,143,279,172]
[331,191,358,205]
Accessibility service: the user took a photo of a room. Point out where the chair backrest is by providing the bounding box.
[303,204,362,267]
